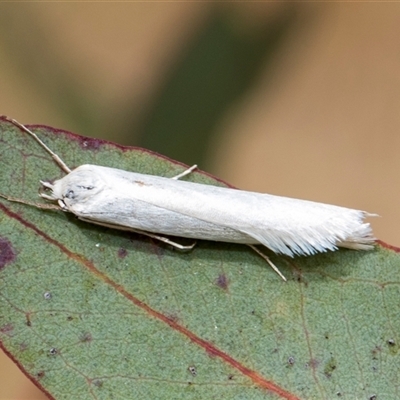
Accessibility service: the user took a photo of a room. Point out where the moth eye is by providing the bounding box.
[65,189,75,199]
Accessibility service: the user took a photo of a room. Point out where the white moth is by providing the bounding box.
[0,117,376,281]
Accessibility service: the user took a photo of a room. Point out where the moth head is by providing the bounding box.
[40,165,103,210]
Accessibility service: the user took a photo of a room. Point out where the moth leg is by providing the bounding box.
[0,193,62,211]
[141,232,197,251]
[171,165,198,180]
[77,217,196,251]
[247,244,287,282]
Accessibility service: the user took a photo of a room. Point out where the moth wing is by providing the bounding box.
[73,166,373,257]
[103,168,373,256]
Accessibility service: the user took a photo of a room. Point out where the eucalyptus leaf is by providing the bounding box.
[0,118,399,400]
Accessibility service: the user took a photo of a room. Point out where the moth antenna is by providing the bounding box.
[0,193,62,211]
[3,116,71,174]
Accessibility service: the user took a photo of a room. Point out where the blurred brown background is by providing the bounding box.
[1,3,399,399]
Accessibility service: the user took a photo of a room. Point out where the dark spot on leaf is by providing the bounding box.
[336,392,342,397]
[49,347,58,355]
[188,365,197,376]
[43,292,52,300]
[118,248,128,258]
[166,313,179,324]
[67,316,73,321]
[79,137,103,150]
[307,358,319,369]
[19,343,28,352]
[37,371,45,379]
[0,323,14,336]
[80,332,92,343]
[228,374,234,380]
[93,379,103,388]
[387,339,398,355]
[372,345,381,360]
[287,356,295,366]
[26,314,32,327]
[292,269,305,284]
[0,237,16,269]
[323,357,337,378]
[215,274,229,290]
[369,395,377,400]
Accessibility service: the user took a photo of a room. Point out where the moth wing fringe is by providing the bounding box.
[240,210,375,257]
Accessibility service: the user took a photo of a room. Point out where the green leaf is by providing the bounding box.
[0,117,399,400]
